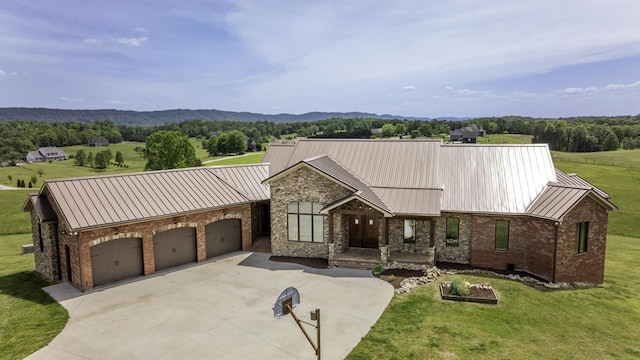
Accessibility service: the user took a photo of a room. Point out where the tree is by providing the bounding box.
[226,130,247,154]
[7,175,12,183]
[74,149,87,166]
[28,181,33,188]
[381,124,396,137]
[30,175,38,186]
[410,130,421,139]
[87,152,94,168]
[144,130,198,170]
[395,123,407,136]
[205,136,218,156]
[216,133,230,155]
[418,124,433,137]
[115,151,124,165]
[602,132,620,151]
[94,150,110,169]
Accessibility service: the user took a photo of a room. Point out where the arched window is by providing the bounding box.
[287,202,324,243]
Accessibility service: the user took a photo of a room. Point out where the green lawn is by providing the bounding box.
[477,133,533,144]
[348,235,640,360]
[0,190,32,236]
[554,160,640,238]
[0,234,69,360]
[206,152,265,166]
[552,149,640,168]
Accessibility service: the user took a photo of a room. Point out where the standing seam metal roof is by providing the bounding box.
[42,164,269,231]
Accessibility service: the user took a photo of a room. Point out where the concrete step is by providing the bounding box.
[329,259,379,270]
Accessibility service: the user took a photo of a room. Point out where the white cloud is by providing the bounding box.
[554,80,640,94]
[117,37,148,47]
[402,85,415,92]
[82,38,103,45]
[60,96,83,102]
[0,69,5,77]
[133,27,149,33]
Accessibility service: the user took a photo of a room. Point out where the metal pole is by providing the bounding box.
[316,309,321,360]
[285,304,318,354]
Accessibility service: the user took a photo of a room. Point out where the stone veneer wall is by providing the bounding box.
[269,167,352,258]
[435,213,472,264]
[388,218,431,253]
[30,209,59,281]
[554,196,608,284]
[43,194,255,291]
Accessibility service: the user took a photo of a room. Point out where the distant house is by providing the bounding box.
[26,147,67,163]
[449,124,486,143]
[370,128,383,138]
[88,136,109,147]
[246,137,257,152]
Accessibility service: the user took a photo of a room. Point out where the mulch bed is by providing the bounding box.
[379,269,424,289]
[269,256,329,269]
[440,283,499,304]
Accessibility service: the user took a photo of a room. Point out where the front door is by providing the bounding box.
[348,214,379,248]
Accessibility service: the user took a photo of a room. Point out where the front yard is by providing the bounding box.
[347,234,640,359]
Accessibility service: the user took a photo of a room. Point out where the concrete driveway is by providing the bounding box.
[27,252,393,360]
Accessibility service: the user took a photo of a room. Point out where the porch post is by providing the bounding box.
[328,212,334,244]
[381,217,388,246]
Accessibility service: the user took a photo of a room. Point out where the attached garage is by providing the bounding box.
[206,219,242,259]
[90,237,144,287]
[153,227,197,271]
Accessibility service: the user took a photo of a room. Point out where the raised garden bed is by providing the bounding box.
[440,282,499,304]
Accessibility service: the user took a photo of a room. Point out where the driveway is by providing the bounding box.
[27,252,393,360]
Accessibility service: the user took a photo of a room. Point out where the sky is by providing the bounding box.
[1,1,640,118]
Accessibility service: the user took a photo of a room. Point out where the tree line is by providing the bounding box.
[2,115,640,162]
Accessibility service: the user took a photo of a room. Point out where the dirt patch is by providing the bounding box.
[378,269,424,289]
[269,256,329,269]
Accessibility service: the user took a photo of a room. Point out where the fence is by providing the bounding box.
[553,156,637,169]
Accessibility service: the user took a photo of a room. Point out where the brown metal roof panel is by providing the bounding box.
[263,143,296,175]
[555,168,610,198]
[100,177,136,223]
[526,185,588,220]
[26,194,57,221]
[209,164,270,201]
[373,188,442,216]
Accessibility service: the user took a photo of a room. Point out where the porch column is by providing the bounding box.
[328,212,334,244]
[381,217,388,246]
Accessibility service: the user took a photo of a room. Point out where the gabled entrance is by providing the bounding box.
[348,214,379,248]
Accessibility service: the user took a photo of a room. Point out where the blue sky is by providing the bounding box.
[1,0,639,118]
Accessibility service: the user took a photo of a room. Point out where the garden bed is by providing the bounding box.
[440,282,499,304]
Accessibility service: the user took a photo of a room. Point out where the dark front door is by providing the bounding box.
[348,214,379,248]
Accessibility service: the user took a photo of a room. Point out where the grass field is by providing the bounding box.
[348,234,640,360]
[552,148,640,168]
[205,152,265,166]
[477,133,533,144]
[0,234,69,360]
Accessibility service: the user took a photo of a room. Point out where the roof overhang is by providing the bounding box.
[320,192,393,217]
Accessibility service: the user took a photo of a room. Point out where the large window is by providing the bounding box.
[445,217,459,246]
[287,202,324,243]
[576,222,589,253]
[404,220,416,243]
[495,220,509,250]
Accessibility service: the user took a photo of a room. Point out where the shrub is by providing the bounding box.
[372,263,385,276]
[450,278,469,296]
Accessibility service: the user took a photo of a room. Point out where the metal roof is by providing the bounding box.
[555,168,610,199]
[209,164,270,201]
[23,194,57,221]
[372,187,442,216]
[439,144,556,214]
[278,139,443,188]
[525,184,591,221]
[261,143,296,175]
[41,164,269,231]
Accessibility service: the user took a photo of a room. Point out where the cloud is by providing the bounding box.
[402,85,415,92]
[117,37,148,47]
[554,80,640,94]
[0,69,5,77]
[133,27,149,33]
[60,97,83,102]
[82,38,103,45]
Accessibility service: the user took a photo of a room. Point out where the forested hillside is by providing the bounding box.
[0,107,428,125]
[1,115,640,162]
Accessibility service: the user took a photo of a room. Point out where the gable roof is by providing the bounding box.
[262,139,615,217]
[36,164,269,232]
[526,183,617,221]
[23,194,57,222]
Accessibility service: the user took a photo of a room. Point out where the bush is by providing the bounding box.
[450,278,469,296]
[372,263,385,276]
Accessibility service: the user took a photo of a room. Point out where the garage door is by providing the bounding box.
[90,237,144,287]
[153,227,197,271]
[206,219,242,259]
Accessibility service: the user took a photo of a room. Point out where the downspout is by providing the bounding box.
[552,221,559,283]
[76,231,84,291]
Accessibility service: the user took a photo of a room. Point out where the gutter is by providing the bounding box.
[552,221,559,283]
[76,231,84,291]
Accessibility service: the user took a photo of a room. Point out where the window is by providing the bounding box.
[495,220,509,250]
[38,223,44,251]
[287,202,324,243]
[404,220,416,243]
[445,217,459,246]
[576,222,589,253]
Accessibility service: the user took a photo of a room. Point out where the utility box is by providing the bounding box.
[22,244,35,254]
